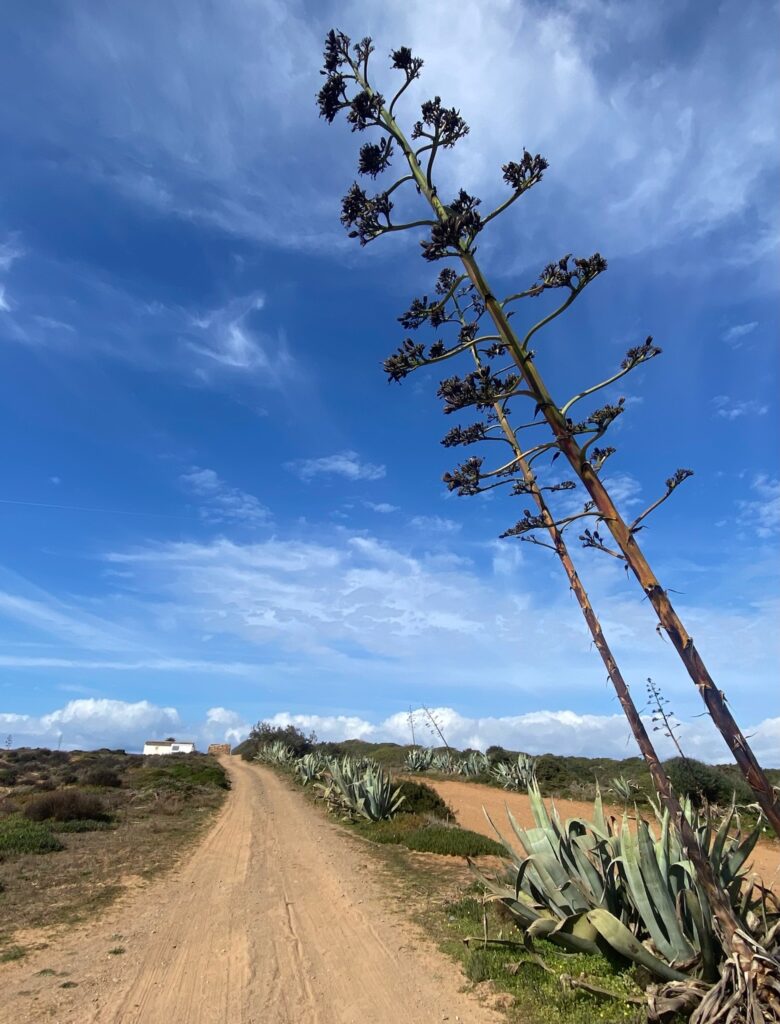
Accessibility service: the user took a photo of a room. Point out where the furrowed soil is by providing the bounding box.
[423,777,780,891]
[0,758,501,1024]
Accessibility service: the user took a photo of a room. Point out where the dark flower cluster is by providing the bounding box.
[500,510,548,538]
[421,190,482,261]
[588,397,626,431]
[590,446,616,472]
[340,183,392,243]
[398,295,448,330]
[390,46,424,79]
[579,527,610,552]
[484,342,507,358]
[322,29,351,73]
[317,73,350,123]
[437,367,520,414]
[346,89,385,132]
[529,253,608,295]
[412,96,469,147]
[666,468,693,491]
[358,138,394,178]
[502,150,549,192]
[442,456,483,495]
[621,336,662,371]
[435,268,459,294]
[441,422,489,448]
[383,338,453,381]
[383,339,426,382]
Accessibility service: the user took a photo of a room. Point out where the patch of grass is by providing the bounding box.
[35,968,57,976]
[356,814,505,857]
[0,944,27,962]
[108,946,126,955]
[442,896,645,1024]
[60,980,78,989]
[403,826,505,857]
[52,819,114,833]
[131,757,229,792]
[0,815,64,855]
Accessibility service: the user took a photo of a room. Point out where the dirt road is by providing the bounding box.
[425,777,780,890]
[0,759,500,1024]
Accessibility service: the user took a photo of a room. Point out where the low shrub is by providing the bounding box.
[23,789,110,823]
[0,815,64,854]
[396,780,453,820]
[82,767,122,788]
[402,826,505,857]
[0,766,19,786]
[133,757,229,792]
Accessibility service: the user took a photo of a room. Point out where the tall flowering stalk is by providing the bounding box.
[317,31,779,838]
[318,32,780,1018]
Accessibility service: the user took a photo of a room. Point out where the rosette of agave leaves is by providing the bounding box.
[471,783,780,1020]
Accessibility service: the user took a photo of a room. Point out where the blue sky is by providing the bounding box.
[0,0,778,761]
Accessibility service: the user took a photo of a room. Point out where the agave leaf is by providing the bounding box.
[635,815,695,961]
[586,909,689,982]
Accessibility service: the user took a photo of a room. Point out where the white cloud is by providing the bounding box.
[738,475,780,538]
[204,706,251,745]
[186,293,293,383]
[180,466,270,526]
[601,472,643,510]
[712,396,769,420]
[287,451,386,482]
[364,501,399,514]
[216,705,780,767]
[0,237,23,271]
[409,515,461,533]
[722,322,758,346]
[0,699,179,751]
[6,698,776,764]
[14,3,775,264]
[0,285,9,312]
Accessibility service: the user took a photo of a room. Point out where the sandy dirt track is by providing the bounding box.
[424,777,780,891]
[0,759,501,1024]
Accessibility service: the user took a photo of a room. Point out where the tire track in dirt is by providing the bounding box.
[1,758,501,1024]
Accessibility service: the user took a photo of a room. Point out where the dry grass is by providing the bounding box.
[0,751,227,955]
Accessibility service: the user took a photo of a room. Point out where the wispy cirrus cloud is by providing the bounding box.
[286,451,386,482]
[180,466,270,526]
[712,395,769,420]
[722,321,759,346]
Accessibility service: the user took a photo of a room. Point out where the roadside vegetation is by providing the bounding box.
[249,722,779,1022]
[0,747,228,960]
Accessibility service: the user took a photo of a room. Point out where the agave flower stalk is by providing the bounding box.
[318,31,780,1014]
[317,29,779,837]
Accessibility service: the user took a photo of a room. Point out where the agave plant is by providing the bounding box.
[295,752,326,785]
[490,753,537,790]
[457,751,490,777]
[254,741,296,767]
[610,775,640,803]
[317,758,405,821]
[473,783,778,988]
[431,751,459,774]
[404,747,434,772]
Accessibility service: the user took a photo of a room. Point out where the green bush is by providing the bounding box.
[0,767,18,786]
[24,789,110,823]
[664,757,752,807]
[0,815,64,854]
[396,779,453,820]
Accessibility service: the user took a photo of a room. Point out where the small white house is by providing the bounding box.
[143,738,196,756]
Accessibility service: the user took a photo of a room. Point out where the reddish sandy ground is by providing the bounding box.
[424,777,780,891]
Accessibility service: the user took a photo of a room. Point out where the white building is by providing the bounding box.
[143,738,196,756]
